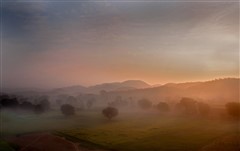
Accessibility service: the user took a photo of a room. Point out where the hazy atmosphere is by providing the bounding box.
[2,0,239,88]
[0,1,239,151]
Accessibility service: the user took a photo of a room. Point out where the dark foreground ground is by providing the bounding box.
[2,133,108,151]
[1,110,239,151]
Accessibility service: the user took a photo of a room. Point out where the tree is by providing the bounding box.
[177,97,197,114]
[18,96,28,104]
[0,95,19,109]
[20,101,34,111]
[34,104,44,115]
[197,102,210,116]
[39,97,50,111]
[225,102,240,118]
[61,104,75,116]
[109,96,128,108]
[102,107,118,120]
[86,98,95,109]
[138,99,152,110]
[100,90,108,102]
[156,102,170,112]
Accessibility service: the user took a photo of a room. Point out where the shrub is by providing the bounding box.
[197,102,210,116]
[102,107,118,120]
[34,104,45,114]
[61,104,75,116]
[138,99,152,110]
[0,95,19,109]
[20,101,34,111]
[156,102,170,112]
[225,102,240,118]
[177,97,197,114]
[39,99,50,111]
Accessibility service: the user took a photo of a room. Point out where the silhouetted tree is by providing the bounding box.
[39,96,50,111]
[156,102,170,112]
[18,96,28,104]
[34,104,44,114]
[109,96,128,108]
[87,98,95,109]
[100,90,107,95]
[100,90,108,102]
[197,102,210,116]
[20,101,34,111]
[225,102,240,118]
[128,97,136,108]
[138,99,152,110]
[76,94,85,109]
[61,104,75,116]
[0,95,19,109]
[102,107,118,120]
[177,97,197,114]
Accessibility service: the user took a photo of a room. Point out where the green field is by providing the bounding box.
[1,110,239,151]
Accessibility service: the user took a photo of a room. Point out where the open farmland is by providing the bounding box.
[2,109,238,151]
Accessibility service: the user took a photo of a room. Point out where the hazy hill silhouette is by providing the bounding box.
[108,78,239,105]
[51,80,150,95]
[4,78,238,105]
[88,80,150,93]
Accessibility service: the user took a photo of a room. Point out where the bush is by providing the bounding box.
[86,98,95,109]
[20,101,34,111]
[0,95,19,109]
[156,102,170,112]
[61,104,75,116]
[39,98,50,111]
[102,107,118,120]
[34,104,45,115]
[197,102,210,116]
[177,97,197,114]
[225,102,240,118]
[138,99,152,110]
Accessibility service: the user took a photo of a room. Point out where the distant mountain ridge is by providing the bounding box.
[108,78,239,104]
[51,80,150,94]
[5,78,239,105]
[88,80,150,93]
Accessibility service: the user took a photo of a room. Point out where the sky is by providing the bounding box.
[1,0,239,88]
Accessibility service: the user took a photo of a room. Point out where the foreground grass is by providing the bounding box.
[58,112,238,151]
[2,110,239,151]
[0,141,15,151]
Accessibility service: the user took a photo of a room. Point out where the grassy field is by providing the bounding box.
[1,109,239,151]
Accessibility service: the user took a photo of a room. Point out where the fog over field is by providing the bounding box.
[0,0,239,151]
[1,78,239,151]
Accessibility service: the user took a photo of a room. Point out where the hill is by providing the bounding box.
[88,80,150,93]
[50,80,150,95]
[4,78,238,105]
[107,78,239,105]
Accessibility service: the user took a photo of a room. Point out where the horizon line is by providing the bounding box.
[2,76,239,90]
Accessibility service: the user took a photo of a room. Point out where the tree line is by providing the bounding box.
[0,93,239,120]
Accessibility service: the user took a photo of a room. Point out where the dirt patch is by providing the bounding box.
[6,133,107,151]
